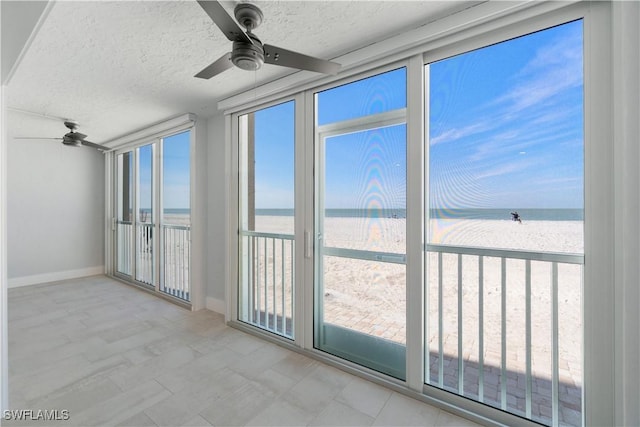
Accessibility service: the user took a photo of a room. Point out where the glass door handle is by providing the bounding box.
[305,231,312,258]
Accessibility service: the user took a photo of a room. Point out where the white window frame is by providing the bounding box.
[415,3,612,426]
[105,118,198,309]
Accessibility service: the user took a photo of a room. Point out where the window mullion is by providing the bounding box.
[154,139,162,292]
[405,53,426,391]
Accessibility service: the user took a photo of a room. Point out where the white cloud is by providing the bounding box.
[429,121,492,146]
[475,158,538,180]
[531,176,582,186]
[475,163,521,179]
[492,28,583,114]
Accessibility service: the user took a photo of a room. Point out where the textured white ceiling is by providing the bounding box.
[6,0,478,143]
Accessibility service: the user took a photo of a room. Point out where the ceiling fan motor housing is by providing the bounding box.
[232,36,264,71]
[230,3,265,71]
[62,136,82,147]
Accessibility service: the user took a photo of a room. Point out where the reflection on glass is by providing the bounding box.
[323,125,406,253]
[315,68,407,380]
[317,68,406,126]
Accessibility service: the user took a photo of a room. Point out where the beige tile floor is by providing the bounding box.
[6,276,482,427]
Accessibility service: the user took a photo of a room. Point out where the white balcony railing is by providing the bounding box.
[240,231,294,339]
[160,224,191,301]
[237,230,583,426]
[136,223,154,285]
[116,221,190,302]
[425,244,584,427]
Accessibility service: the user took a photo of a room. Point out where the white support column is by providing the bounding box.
[225,113,237,323]
[583,3,615,426]
[613,2,640,426]
[192,118,209,311]
[295,92,309,349]
[405,54,425,391]
[104,152,114,275]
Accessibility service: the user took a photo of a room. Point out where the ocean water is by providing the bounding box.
[255,208,583,221]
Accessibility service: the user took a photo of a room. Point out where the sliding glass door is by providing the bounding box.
[115,144,156,288]
[314,69,407,379]
[113,131,192,302]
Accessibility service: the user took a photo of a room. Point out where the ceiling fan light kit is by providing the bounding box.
[195,0,340,79]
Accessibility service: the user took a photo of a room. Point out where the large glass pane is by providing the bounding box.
[315,68,407,380]
[317,68,406,126]
[425,21,584,426]
[136,144,154,285]
[239,101,295,338]
[323,126,406,253]
[163,131,191,225]
[161,131,191,300]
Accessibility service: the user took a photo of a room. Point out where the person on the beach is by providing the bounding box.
[511,211,522,224]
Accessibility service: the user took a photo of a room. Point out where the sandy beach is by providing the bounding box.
[249,215,583,425]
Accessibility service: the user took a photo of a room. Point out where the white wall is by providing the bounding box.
[6,112,104,286]
[0,1,49,84]
[1,85,9,414]
[190,117,208,310]
[206,113,226,311]
[1,1,49,410]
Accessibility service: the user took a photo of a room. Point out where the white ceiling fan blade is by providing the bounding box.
[80,140,107,151]
[14,137,62,140]
[197,0,253,45]
[263,44,340,75]
[195,52,234,79]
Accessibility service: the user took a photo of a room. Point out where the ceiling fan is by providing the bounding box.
[195,0,341,79]
[15,120,106,151]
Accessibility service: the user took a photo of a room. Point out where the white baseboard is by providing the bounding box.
[206,296,226,315]
[8,266,105,288]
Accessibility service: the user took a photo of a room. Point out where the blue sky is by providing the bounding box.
[253,101,295,209]
[137,130,190,211]
[429,20,584,209]
[162,131,190,209]
[251,20,583,211]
